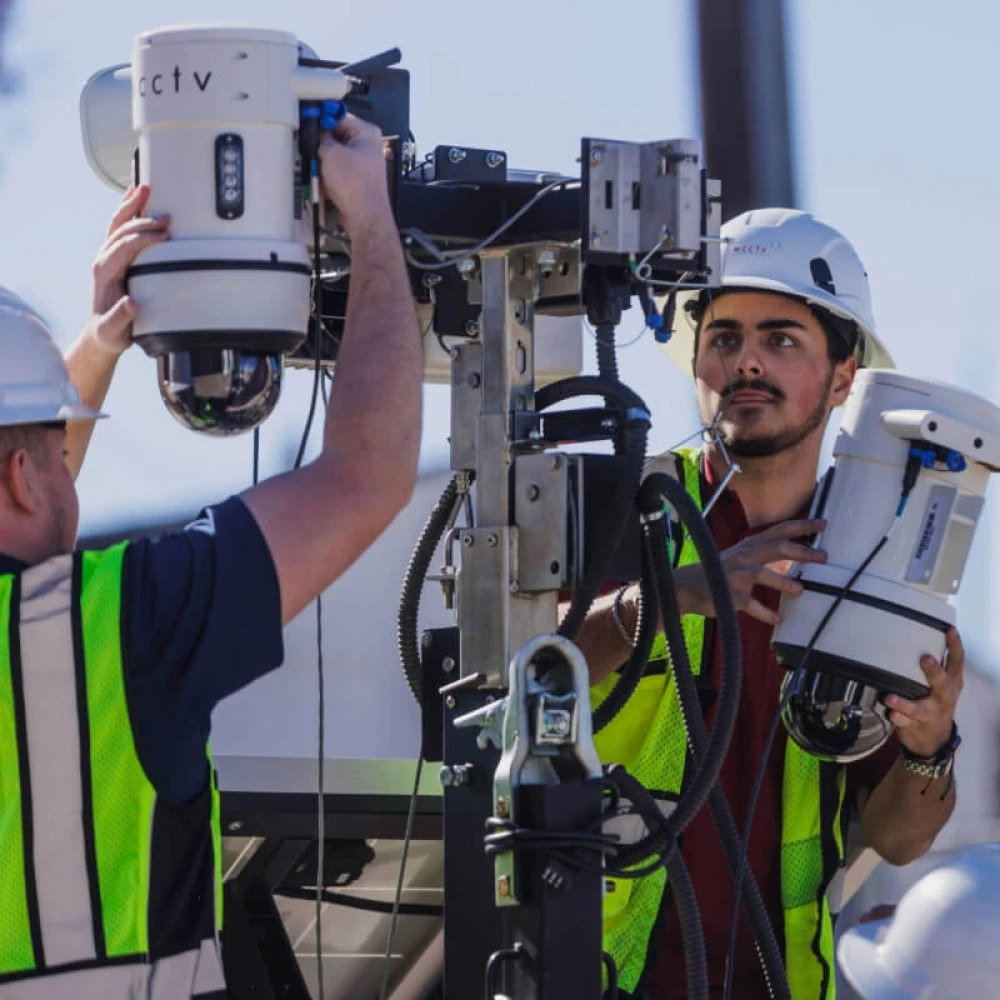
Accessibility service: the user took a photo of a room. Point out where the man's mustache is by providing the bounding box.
[721,378,785,402]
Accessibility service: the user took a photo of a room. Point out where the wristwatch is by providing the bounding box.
[900,722,962,780]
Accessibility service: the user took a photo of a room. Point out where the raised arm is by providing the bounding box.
[64,185,170,479]
[240,114,423,625]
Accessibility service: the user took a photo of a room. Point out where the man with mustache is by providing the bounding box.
[576,210,964,999]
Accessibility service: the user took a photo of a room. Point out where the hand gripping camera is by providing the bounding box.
[773,369,1000,761]
[80,25,377,434]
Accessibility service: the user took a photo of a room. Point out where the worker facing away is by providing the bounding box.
[837,843,1000,999]
[575,209,965,999]
[0,113,423,999]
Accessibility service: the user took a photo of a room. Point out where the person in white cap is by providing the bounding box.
[0,114,421,999]
[838,843,1000,999]
[576,209,965,999]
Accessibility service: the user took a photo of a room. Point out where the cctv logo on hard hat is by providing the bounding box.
[730,240,780,256]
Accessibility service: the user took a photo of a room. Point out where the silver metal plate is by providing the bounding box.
[513,451,569,592]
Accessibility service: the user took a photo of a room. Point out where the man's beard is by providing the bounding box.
[705,371,832,459]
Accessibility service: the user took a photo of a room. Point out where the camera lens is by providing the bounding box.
[157,349,283,436]
[780,668,892,763]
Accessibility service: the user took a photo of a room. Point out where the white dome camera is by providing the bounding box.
[80,25,355,435]
[772,369,1000,761]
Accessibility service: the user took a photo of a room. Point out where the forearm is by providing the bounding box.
[575,563,706,685]
[572,586,640,686]
[63,327,120,479]
[321,210,422,505]
[860,759,956,866]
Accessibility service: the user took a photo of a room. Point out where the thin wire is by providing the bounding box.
[303,163,327,1000]
[582,316,649,351]
[295,196,326,471]
[378,755,425,1000]
[721,692,788,1000]
[315,593,326,1000]
[402,178,578,272]
[252,428,260,485]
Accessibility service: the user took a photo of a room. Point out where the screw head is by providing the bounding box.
[448,147,467,164]
[442,656,456,673]
[467,372,481,389]
[590,146,604,166]
[462,533,475,548]
[445,694,456,709]
[526,483,541,502]
[487,533,499,547]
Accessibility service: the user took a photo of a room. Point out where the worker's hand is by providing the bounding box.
[884,628,964,758]
[318,113,393,237]
[87,184,170,357]
[673,518,828,625]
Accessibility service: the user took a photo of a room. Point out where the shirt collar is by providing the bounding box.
[0,553,28,575]
[699,450,813,545]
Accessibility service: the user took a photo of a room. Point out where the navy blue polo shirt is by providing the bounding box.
[0,495,284,805]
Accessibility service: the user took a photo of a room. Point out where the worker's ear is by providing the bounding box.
[829,356,858,409]
[0,448,43,516]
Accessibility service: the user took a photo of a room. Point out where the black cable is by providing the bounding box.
[397,476,462,704]
[315,589,326,1000]
[279,885,443,918]
[379,755,425,1000]
[721,698,786,1000]
[299,151,327,1000]
[252,428,260,485]
[595,321,619,383]
[667,850,709,1000]
[719,522,892,1000]
[639,475,741,836]
[602,952,619,1000]
[641,475,790,1000]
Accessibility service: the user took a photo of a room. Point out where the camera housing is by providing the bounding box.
[773,370,1000,761]
[79,25,396,434]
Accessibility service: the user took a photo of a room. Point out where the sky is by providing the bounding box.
[0,0,998,664]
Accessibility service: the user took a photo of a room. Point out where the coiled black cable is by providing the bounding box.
[638,474,741,835]
[397,475,462,703]
[595,321,619,384]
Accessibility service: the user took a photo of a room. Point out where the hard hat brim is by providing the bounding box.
[836,919,912,1000]
[656,280,895,376]
[0,403,107,428]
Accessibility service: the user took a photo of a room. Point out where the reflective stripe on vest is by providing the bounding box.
[0,547,224,998]
[591,448,847,998]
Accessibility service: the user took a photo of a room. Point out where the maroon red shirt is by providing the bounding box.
[647,456,899,999]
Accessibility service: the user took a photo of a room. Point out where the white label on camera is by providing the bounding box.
[906,485,956,583]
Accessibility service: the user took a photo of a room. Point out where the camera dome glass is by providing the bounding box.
[780,668,893,763]
[157,349,282,436]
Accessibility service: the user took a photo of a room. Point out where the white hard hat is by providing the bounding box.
[837,843,1000,999]
[659,208,895,374]
[0,287,106,428]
